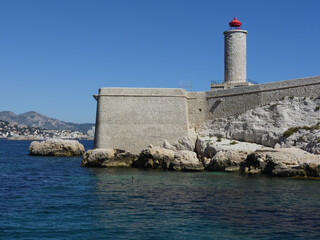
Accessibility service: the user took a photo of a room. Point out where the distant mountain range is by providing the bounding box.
[0,111,95,133]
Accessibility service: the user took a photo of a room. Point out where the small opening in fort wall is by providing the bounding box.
[199,109,202,112]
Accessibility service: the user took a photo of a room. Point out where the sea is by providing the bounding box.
[1,139,320,240]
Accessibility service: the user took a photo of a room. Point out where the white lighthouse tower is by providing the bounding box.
[211,17,253,90]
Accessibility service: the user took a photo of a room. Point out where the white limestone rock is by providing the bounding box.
[276,128,320,154]
[82,149,137,167]
[82,145,203,171]
[162,140,176,151]
[132,146,204,171]
[171,150,204,171]
[240,147,320,177]
[204,150,250,172]
[133,147,175,169]
[196,136,264,171]
[199,97,320,149]
[162,129,198,152]
[29,139,85,156]
[196,136,263,159]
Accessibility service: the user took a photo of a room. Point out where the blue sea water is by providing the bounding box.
[0,140,320,240]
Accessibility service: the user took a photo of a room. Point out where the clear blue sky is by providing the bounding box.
[0,0,319,123]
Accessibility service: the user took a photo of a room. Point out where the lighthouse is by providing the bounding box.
[211,17,253,90]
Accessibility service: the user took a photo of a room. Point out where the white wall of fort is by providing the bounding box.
[93,76,320,153]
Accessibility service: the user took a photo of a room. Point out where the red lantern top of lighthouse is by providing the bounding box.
[229,17,242,29]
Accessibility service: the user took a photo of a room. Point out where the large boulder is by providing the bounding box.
[82,149,138,167]
[132,146,204,171]
[240,148,320,177]
[29,139,85,156]
[170,150,204,171]
[204,150,250,172]
[132,147,175,169]
[195,136,264,171]
[196,136,263,159]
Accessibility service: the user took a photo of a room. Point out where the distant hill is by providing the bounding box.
[0,111,95,133]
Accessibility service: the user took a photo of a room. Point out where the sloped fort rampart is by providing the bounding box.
[93,76,320,153]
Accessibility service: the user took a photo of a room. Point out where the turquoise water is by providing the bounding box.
[1,140,320,239]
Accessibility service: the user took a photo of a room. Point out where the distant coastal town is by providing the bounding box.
[0,120,94,140]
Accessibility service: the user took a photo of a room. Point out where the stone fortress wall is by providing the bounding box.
[93,75,320,153]
[93,88,189,154]
[188,76,320,129]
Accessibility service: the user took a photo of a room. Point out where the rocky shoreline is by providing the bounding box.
[81,137,320,178]
[82,146,204,171]
[81,97,320,178]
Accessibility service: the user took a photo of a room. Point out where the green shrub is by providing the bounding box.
[230,141,238,145]
[217,138,222,142]
[283,123,320,138]
[312,123,320,130]
[283,127,300,138]
[315,106,320,111]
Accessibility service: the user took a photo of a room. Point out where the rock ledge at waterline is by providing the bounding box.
[82,146,204,171]
[82,142,320,177]
[240,147,320,177]
[29,139,85,156]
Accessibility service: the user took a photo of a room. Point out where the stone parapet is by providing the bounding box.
[210,81,253,91]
